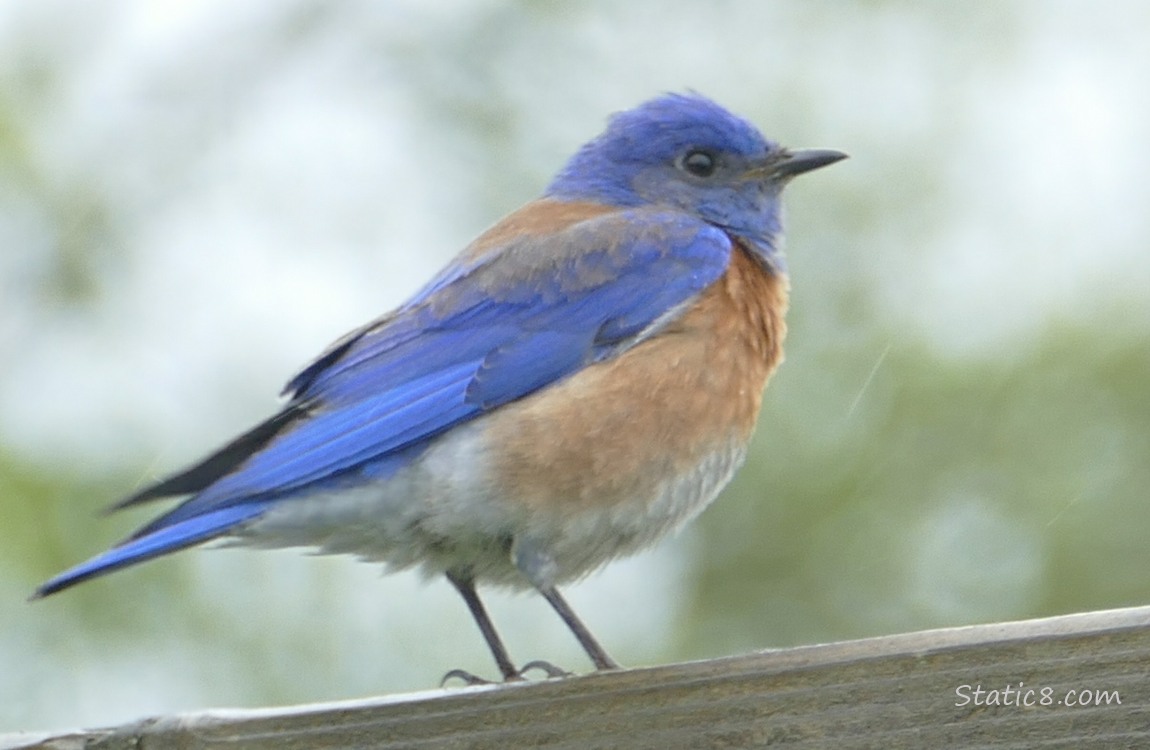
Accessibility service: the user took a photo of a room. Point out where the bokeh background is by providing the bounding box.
[3,0,1149,734]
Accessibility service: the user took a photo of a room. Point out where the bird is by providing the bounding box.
[33,92,845,682]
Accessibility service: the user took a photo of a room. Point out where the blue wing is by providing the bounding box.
[34,208,732,596]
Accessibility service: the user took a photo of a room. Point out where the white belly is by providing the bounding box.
[235,419,747,589]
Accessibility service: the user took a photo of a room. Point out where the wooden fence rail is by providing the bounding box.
[5,605,1149,749]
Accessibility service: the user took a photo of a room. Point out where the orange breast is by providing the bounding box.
[486,242,788,518]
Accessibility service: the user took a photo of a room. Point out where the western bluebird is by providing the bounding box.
[34,93,845,681]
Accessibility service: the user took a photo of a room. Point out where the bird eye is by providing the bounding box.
[678,149,717,178]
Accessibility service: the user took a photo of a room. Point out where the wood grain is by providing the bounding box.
[7,605,1149,749]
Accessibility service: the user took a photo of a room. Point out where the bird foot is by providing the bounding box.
[518,660,573,679]
[441,668,498,687]
[441,660,573,686]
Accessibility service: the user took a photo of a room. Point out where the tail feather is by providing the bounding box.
[31,503,269,600]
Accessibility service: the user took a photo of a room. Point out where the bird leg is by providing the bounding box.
[536,585,620,671]
[512,538,622,672]
[445,570,519,682]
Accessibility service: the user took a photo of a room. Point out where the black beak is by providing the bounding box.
[768,148,848,180]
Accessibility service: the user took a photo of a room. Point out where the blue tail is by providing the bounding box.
[32,503,269,599]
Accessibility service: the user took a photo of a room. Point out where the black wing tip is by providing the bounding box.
[105,403,310,515]
[104,488,160,514]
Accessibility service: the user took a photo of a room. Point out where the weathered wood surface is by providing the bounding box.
[6,605,1149,749]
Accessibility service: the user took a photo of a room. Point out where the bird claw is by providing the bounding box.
[441,668,497,687]
[440,660,573,686]
[517,660,573,679]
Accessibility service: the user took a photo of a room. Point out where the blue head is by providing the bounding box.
[546,93,845,267]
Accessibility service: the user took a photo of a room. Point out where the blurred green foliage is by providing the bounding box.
[687,323,1150,655]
